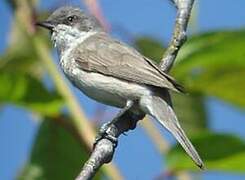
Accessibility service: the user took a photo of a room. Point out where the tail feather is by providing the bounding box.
[140,95,204,169]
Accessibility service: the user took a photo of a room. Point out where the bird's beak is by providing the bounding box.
[35,21,55,31]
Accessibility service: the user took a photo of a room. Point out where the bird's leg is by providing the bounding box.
[94,100,134,148]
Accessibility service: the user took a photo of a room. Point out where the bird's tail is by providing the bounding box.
[140,94,204,169]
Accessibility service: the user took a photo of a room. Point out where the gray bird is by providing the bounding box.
[36,6,204,168]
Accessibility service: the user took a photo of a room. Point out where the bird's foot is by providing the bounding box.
[93,123,118,149]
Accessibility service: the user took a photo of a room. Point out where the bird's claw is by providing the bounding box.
[93,123,118,149]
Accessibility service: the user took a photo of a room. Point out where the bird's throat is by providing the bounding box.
[51,24,93,53]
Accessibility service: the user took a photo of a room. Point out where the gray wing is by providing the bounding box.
[73,32,183,93]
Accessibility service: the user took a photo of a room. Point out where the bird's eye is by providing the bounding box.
[67,15,77,22]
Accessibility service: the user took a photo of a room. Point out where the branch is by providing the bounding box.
[76,113,142,180]
[160,0,195,72]
[76,0,195,179]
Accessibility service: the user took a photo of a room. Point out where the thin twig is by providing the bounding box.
[77,0,195,179]
[160,0,195,72]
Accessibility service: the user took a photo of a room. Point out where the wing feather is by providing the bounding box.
[72,32,183,92]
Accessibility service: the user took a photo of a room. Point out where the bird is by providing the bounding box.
[36,6,204,169]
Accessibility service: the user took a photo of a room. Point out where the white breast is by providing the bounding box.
[71,68,151,108]
[54,25,151,107]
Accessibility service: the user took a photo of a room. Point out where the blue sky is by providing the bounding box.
[1,0,245,180]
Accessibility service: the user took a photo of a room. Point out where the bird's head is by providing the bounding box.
[36,6,102,33]
[36,6,102,52]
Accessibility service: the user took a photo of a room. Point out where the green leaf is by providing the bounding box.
[171,94,207,134]
[172,30,245,107]
[0,31,51,79]
[134,36,208,133]
[18,119,103,180]
[0,20,63,115]
[166,132,245,172]
[0,72,63,116]
[135,37,165,63]
[0,14,53,79]
[0,47,44,78]
[135,31,245,108]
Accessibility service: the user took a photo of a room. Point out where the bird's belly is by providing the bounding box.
[66,67,151,108]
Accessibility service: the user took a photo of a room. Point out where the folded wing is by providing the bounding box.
[73,32,183,93]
